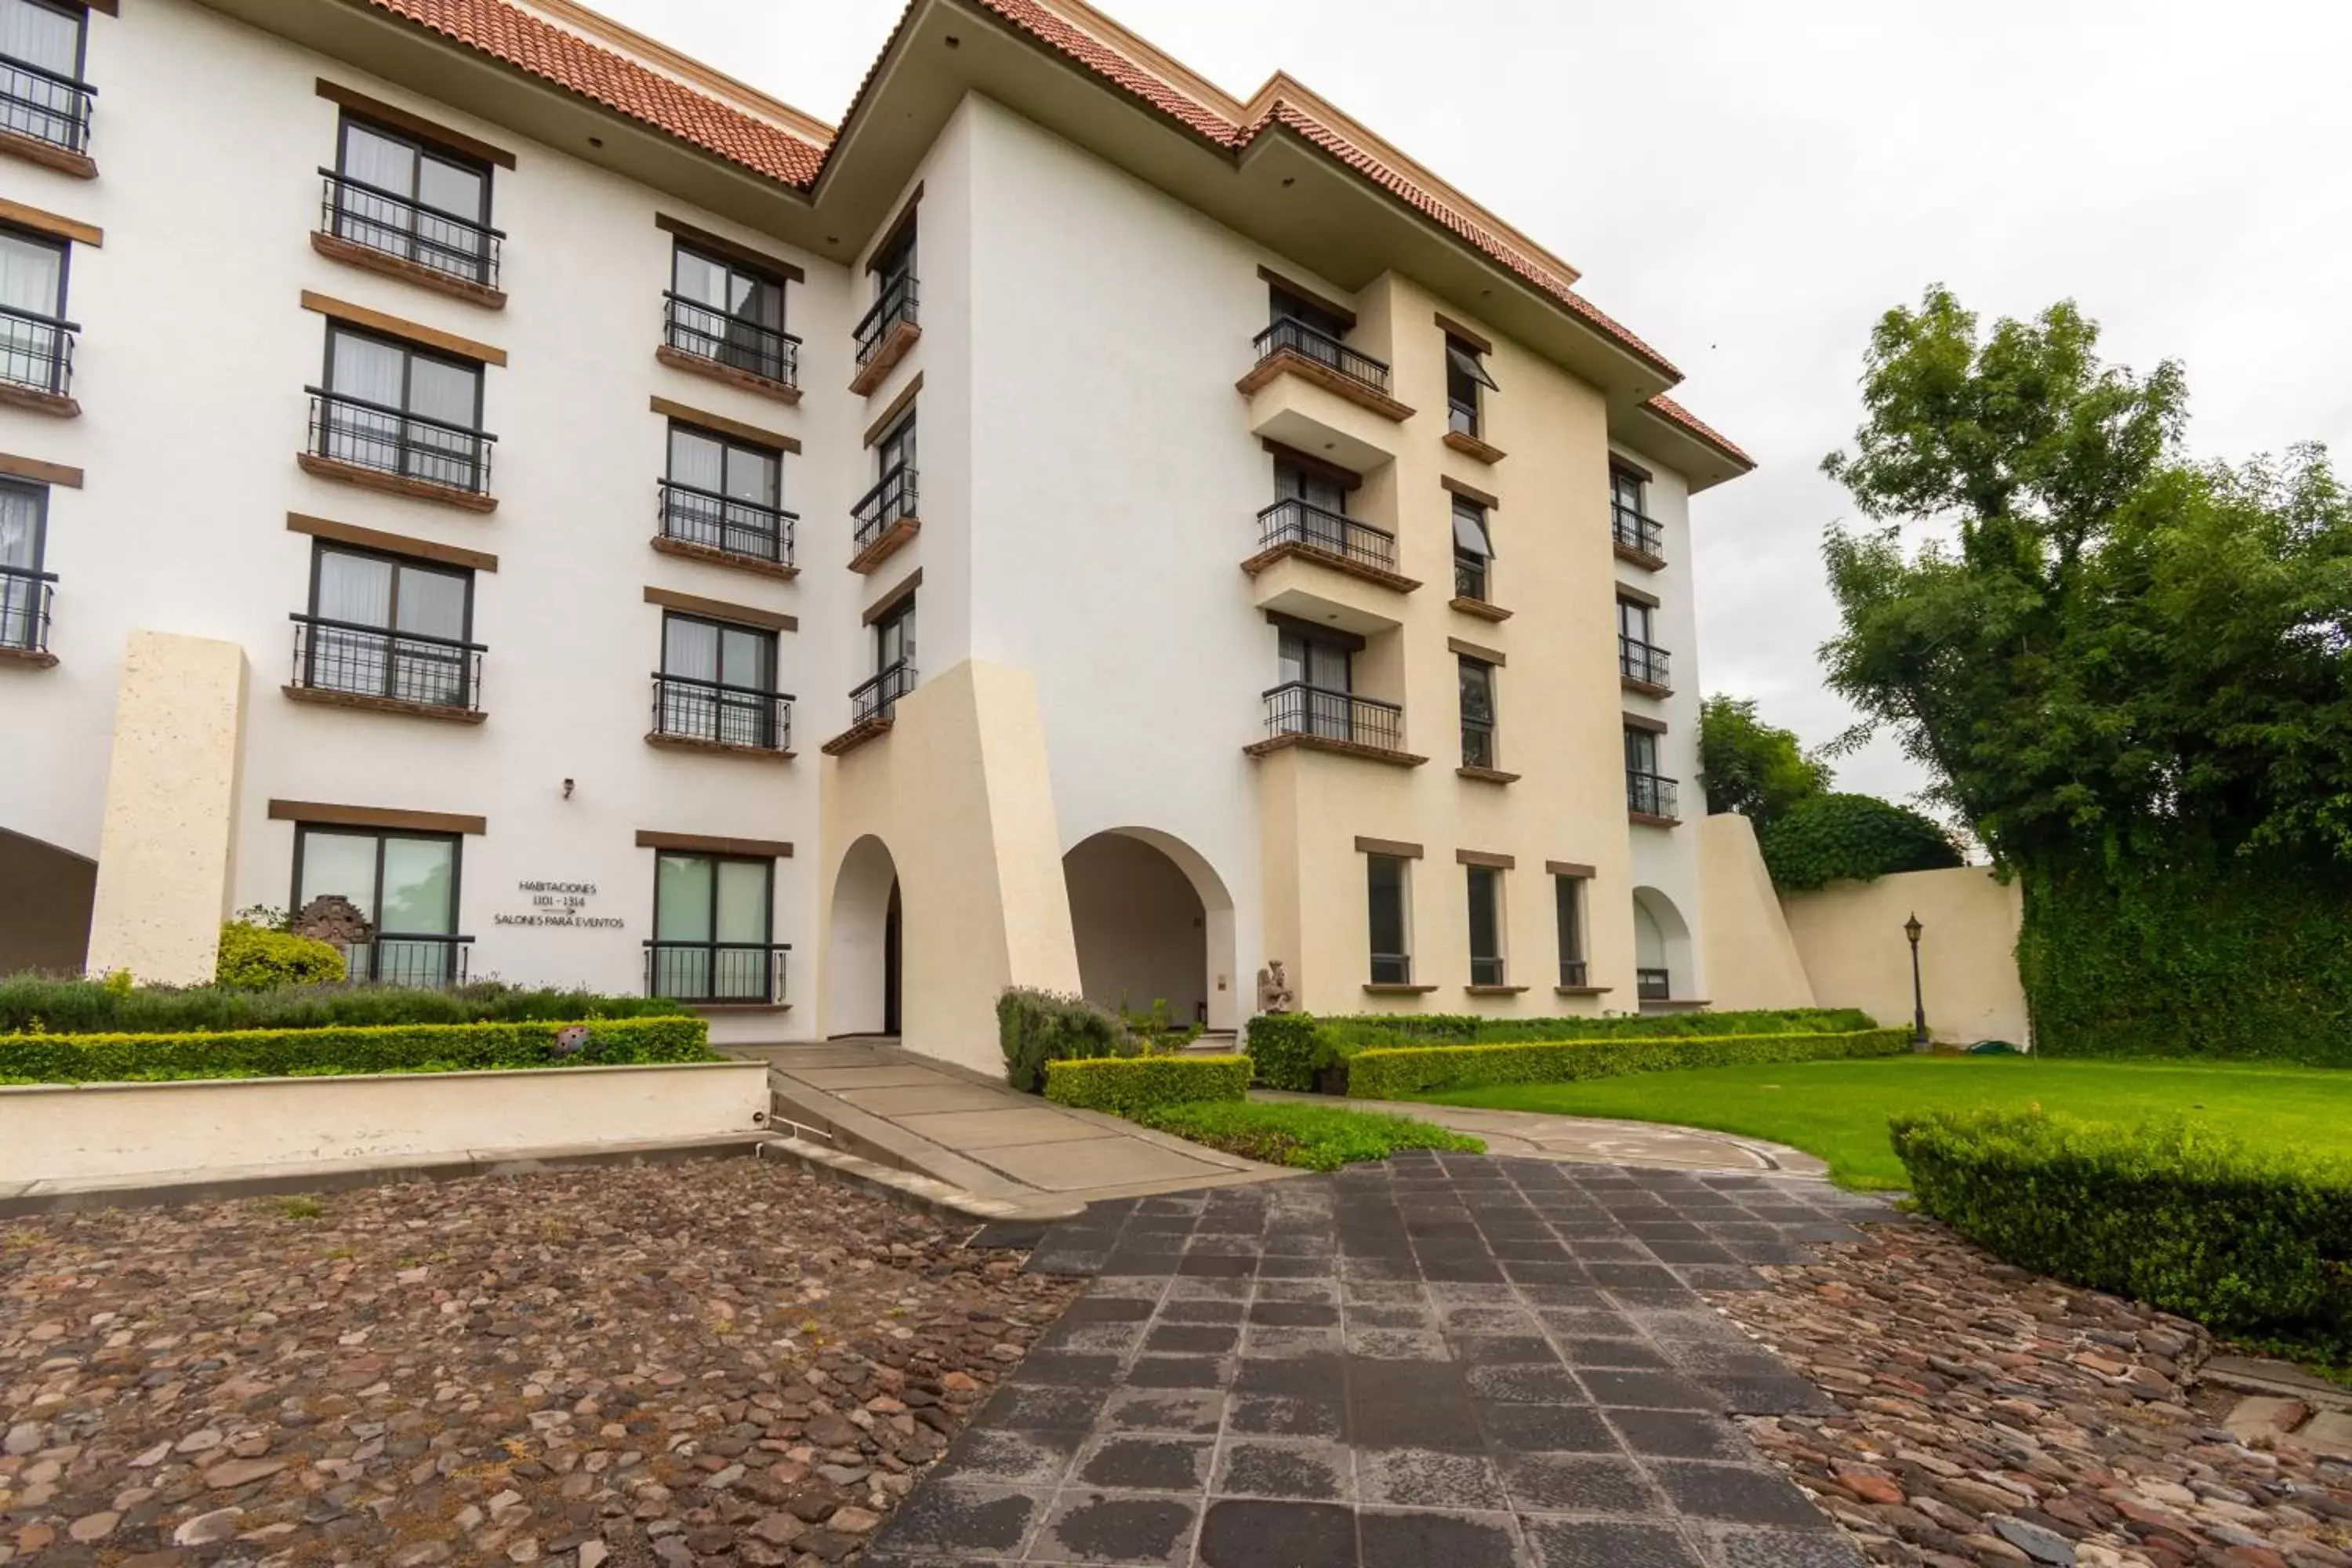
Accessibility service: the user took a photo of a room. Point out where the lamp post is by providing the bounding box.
[1904,912,1929,1051]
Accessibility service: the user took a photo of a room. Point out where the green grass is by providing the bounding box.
[1420,1056,2352,1189]
[1134,1099,1485,1172]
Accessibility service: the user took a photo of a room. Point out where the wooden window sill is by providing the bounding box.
[1621,677,1673,699]
[297,452,497,512]
[1448,596,1512,622]
[650,535,800,581]
[847,517,919,574]
[1234,348,1415,423]
[310,232,506,309]
[818,715,894,757]
[1240,540,1420,594]
[0,645,59,669]
[1465,984,1530,996]
[283,684,485,724]
[644,731,795,762]
[1555,985,1613,997]
[1363,982,1438,995]
[0,383,78,419]
[0,129,94,179]
[1628,811,1680,829]
[1443,430,1507,464]
[1457,766,1520,786]
[848,319,921,397]
[1613,541,1667,571]
[656,343,802,405]
[1243,732,1427,768]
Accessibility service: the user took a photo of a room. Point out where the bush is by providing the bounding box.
[0,1015,715,1083]
[1129,1101,1486,1173]
[1892,1108,2352,1357]
[1043,1054,1250,1115]
[213,923,347,990]
[997,987,1130,1092]
[0,975,689,1036]
[1345,1028,1911,1101]
[1243,1013,1325,1091]
[1759,793,1964,890]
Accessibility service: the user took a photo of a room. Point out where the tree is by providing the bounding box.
[1698,695,1835,822]
[1759,793,1962,891]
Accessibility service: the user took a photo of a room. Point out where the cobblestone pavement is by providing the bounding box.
[866,1152,1898,1567]
[1715,1218,2352,1568]
[0,1159,1083,1566]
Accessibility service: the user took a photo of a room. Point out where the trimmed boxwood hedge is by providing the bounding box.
[0,975,690,1036]
[1344,1028,1911,1100]
[1892,1108,2352,1356]
[1042,1054,1250,1115]
[0,1015,715,1083]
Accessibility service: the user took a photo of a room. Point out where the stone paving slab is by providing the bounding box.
[848,1082,1036,1116]
[869,1153,1896,1566]
[899,1107,1129,1151]
[984,1138,1244,1194]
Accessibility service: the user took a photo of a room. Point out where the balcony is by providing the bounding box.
[1637,967,1671,1002]
[0,303,76,415]
[346,934,473,988]
[849,463,919,572]
[1628,770,1681,824]
[1245,682,1425,767]
[822,661,916,757]
[302,389,497,510]
[285,615,485,722]
[1237,319,1413,474]
[1242,495,1419,593]
[0,564,56,666]
[0,53,94,173]
[849,274,920,397]
[314,171,505,306]
[1620,636,1671,694]
[1613,500,1665,567]
[655,478,798,579]
[660,292,800,401]
[647,672,794,760]
[645,939,789,1007]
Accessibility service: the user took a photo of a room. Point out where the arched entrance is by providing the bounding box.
[1062,829,1238,1031]
[0,828,95,975]
[828,834,902,1038]
[1632,885,1694,1004]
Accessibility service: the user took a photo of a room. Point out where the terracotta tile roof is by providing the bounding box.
[1643,393,1753,468]
[358,0,826,186]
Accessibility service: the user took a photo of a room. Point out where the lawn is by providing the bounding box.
[1418,1055,2352,1189]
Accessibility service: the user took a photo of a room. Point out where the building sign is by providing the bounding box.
[493,880,626,930]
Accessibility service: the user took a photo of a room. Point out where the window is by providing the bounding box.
[292,824,465,985]
[0,0,91,154]
[1265,284,1352,376]
[1458,655,1497,770]
[1611,464,1661,558]
[0,225,69,396]
[670,242,794,387]
[1276,625,1352,732]
[873,220,916,298]
[1272,456,1351,555]
[1451,495,1494,601]
[1269,285,1347,341]
[659,612,780,749]
[855,412,919,555]
[663,422,789,564]
[855,216,919,372]
[1619,597,1668,688]
[317,324,488,492]
[0,477,47,652]
[331,115,495,283]
[1617,597,1653,647]
[853,590,917,724]
[1466,864,1504,986]
[1367,853,1410,985]
[1625,726,1678,818]
[651,852,775,1002]
[1445,334,1497,437]
[1555,874,1586,988]
[301,542,476,709]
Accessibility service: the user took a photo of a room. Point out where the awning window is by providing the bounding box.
[1452,499,1494,558]
[1447,340,1500,391]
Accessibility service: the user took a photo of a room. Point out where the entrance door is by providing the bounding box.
[882,878,902,1036]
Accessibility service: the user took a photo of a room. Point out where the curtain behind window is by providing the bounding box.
[0,0,79,76]
[0,485,35,569]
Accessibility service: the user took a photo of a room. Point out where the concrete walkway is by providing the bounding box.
[1278,1094,1830,1178]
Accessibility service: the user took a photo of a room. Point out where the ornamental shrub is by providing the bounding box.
[0,1014,715,1083]
[1892,1108,2352,1356]
[997,987,1130,1093]
[0,976,690,1035]
[1128,1100,1486,1172]
[1759,793,1964,891]
[213,924,346,990]
[1242,1012,1326,1091]
[1042,1054,1250,1115]
[1345,1028,1910,1100]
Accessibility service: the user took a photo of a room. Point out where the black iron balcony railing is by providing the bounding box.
[291,614,484,711]
[1251,317,1392,398]
[1559,958,1590,989]
[1462,721,1497,771]
[1,564,55,655]
[319,170,503,288]
[651,672,793,752]
[658,478,797,568]
[1637,967,1671,1001]
[853,273,920,368]
[343,933,473,989]
[849,660,917,727]
[1619,636,1671,688]
[1,303,74,398]
[1613,501,1664,560]
[664,291,799,388]
[851,463,918,554]
[1257,497,1397,575]
[644,939,789,1005]
[1628,770,1680,819]
[0,53,93,154]
[1262,681,1406,753]
[307,388,495,494]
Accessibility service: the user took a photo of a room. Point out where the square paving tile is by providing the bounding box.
[1125,1356,1236,1391]
[1606,1410,1754,1462]
[1477,1402,1622,1454]
[1523,1514,1705,1567]
[1100,1388,1228,1436]
[1465,1363,1592,1404]
[1451,1333,1561,1365]
[1358,1507,1524,1568]
[1025,1490,1199,1566]
[1501,1453,1664,1514]
[869,1479,1044,1558]
[1351,1398,1484,1453]
[1211,1438,1354,1501]
[1353,1446,1508,1509]
[1226,1395,1345,1439]
[1646,1461,1828,1527]
[1700,1525,1873,1567]
[1232,1353,1346,1401]
[1143,1322,1240,1356]
[946,1426,1085,1486]
[1072,1434,1216,1494]
[1196,1498,1356,1568]
[1578,1368,1724,1410]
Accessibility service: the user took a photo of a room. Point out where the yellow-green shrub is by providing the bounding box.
[1043,1054,1249,1115]
[213,923,346,990]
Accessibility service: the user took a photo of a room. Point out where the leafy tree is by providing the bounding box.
[1698,695,1835,822]
[1759,793,1963,891]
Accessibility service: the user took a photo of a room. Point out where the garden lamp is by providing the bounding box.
[1904,913,1929,1051]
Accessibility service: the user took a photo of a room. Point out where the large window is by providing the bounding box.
[300,543,476,709]
[1619,596,1668,688]
[0,477,46,652]
[1625,725,1678,818]
[852,589,917,724]
[1555,874,1587,988]
[651,852,775,1002]
[854,216,920,373]
[331,115,495,284]
[663,422,789,564]
[1275,624,1355,742]
[0,225,69,395]
[1466,864,1505,986]
[669,242,794,387]
[1445,334,1497,437]
[1458,655,1497,771]
[1611,463,1661,559]
[292,824,465,985]
[0,0,91,154]
[855,412,919,557]
[659,611,780,749]
[316,324,488,492]
[1367,853,1411,985]
[1452,495,1494,601]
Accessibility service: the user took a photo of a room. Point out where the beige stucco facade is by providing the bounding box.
[1780,865,2031,1047]
[1695,814,1815,1011]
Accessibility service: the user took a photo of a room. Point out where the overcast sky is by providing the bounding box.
[598,0,2352,806]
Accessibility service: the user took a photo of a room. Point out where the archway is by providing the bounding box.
[1062,829,1238,1032]
[0,828,95,975]
[827,834,901,1038]
[1632,885,1695,1004]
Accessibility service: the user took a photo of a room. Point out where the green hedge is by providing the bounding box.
[1130,1100,1485,1172]
[213,924,346,990]
[998,987,1131,1092]
[1345,1028,1911,1100]
[0,976,689,1036]
[0,1015,715,1083]
[1893,1108,2352,1356]
[1043,1054,1250,1115]
[1758,793,1964,890]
